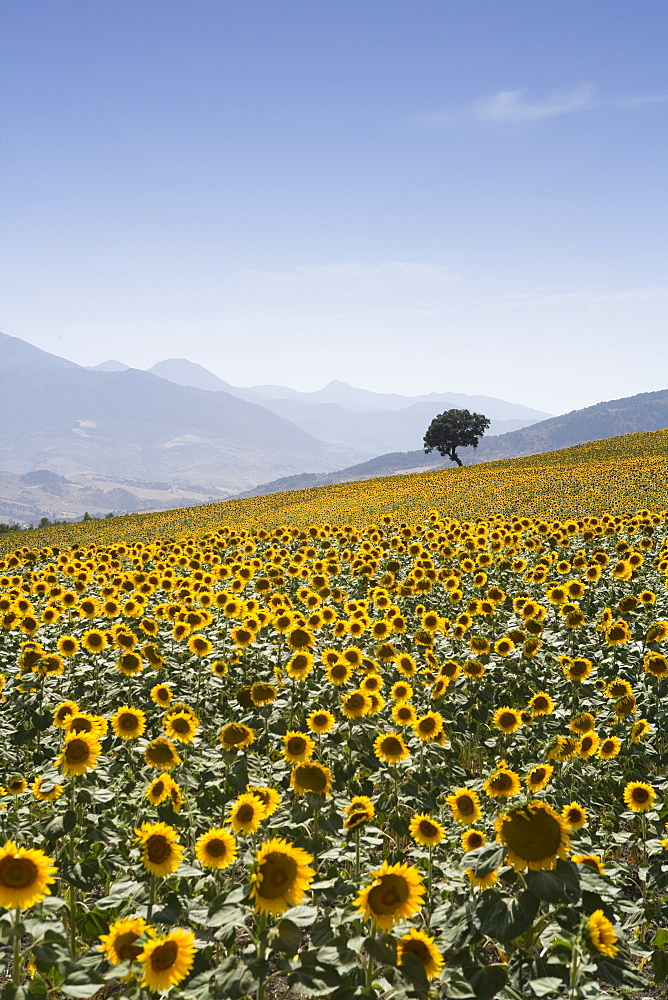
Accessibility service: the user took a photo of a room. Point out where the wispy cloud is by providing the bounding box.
[414,84,668,130]
[474,84,595,123]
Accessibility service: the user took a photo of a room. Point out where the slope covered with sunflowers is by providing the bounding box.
[0,429,667,999]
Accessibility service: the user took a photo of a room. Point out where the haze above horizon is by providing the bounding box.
[1,1,666,414]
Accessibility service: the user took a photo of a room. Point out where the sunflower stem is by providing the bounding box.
[256,912,268,1000]
[147,874,156,922]
[365,927,376,989]
[12,907,22,987]
[69,882,77,959]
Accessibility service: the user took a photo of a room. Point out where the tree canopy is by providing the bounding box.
[423,408,491,467]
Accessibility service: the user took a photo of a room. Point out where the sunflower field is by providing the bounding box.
[0,433,667,999]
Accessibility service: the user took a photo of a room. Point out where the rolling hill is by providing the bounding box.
[231,388,668,498]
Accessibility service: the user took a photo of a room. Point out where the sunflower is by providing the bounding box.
[326,661,353,686]
[495,800,570,871]
[291,762,333,797]
[598,737,621,760]
[373,732,409,764]
[606,621,631,646]
[572,854,606,874]
[163,711,198,744]
[523,763,553,793]
[67,712,108,740]
[52,701,79,728]
[576,731,600,758]
[138,928,197,992]
[195,828,237,870]
[82,629,107,654]
[395,653,417,677]
[492,707,523,735]
[219,722,256,751]
[228,792,266,834]
[355,860,424,930]
[307,709,335,734]
[569,712,596,734]
[250,837,315,916]
[210,659,229,678]
[247,786,281,817]
[144,738,182,770]
[606,679,633,700]
[388,698,418,728]
[340,690,371,719]
[135,821,184,877]
[630,718,651,742]
[111,706,146,740]
[561,802,587,830]
[409,813,444,847]
[483,764,521,799]
[282,731,315,763]
[397,928,444,980]
[6,778,27,795]
[56,732,101,776]
[32,776,63,802]
[413,711,444,743]
[463,659,485,680]
[250,682,277,706]
[623,782,656,813]
[99,915,153,965]
[0,841,57,909]
[446,787,482,825]
[150,683,172,707]
[285,651,314,680]
[145,773,176,807]
[644,652,668,680]
[587,910,618,958]
[117,651,144,676]
[562,657,593,682]
[461,829,486,852]
[344,795,375,831]
[187,634,212,657]
[56,636,79,657]
[466,867,499,889]
[547,736,578,762]
[529,692,554,716]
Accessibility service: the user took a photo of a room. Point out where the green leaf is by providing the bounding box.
[526,861,580,903]
[475,890,539,945]
[471,843,506,878]
[468,963,508,1000]
[269,917,302,954]
[652,947,668,984]
[285,904,318,926]
[529,977,564,996]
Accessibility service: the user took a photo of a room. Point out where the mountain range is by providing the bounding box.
[1,332,547,523]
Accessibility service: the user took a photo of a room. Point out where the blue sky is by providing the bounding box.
[1,0,666,413]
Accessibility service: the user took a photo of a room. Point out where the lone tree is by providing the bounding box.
[423,408,491,467]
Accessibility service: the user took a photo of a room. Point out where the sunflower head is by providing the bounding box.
[396,928,444,980]
[0,841,57,909]
[495,800,570,871]
[446,787,482,825]
[355,860,424,930]
[290,762,333,797]
[623,781,656,813]
[195,828,237,870]
[374,732,409,764]
[138,928,197,992]
[99,915,153,964]
[587,910,618,958]
[250,837,315,916]
[409,813,444,847]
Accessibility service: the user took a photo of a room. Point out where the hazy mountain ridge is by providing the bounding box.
[230,388,668,499]
[0,333,364,499]
[144,357,550,455]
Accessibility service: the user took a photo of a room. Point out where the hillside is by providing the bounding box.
[6,427,667,550]
[232,388,668,498]
[0,334,363,512]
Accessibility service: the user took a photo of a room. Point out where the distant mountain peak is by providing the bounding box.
[88,360,130,372]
